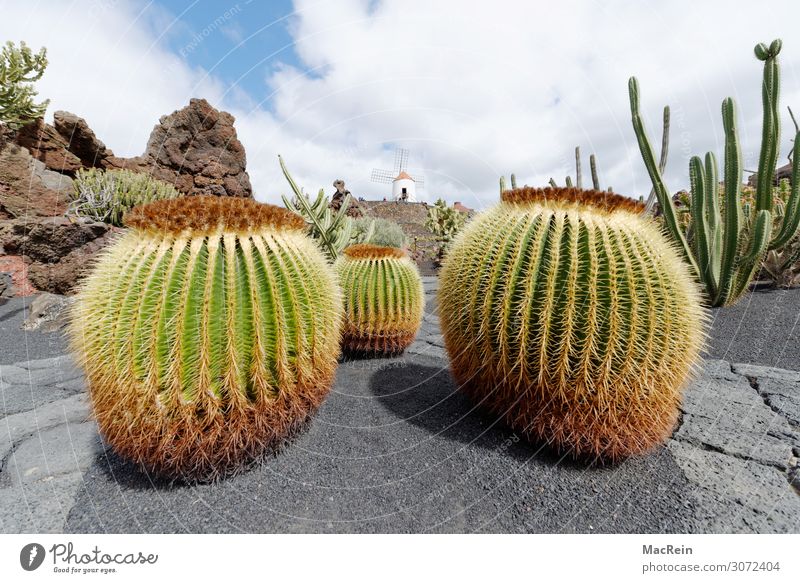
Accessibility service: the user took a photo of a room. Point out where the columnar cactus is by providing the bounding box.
[335,244,424,355]
[69,196,343,480]
[630,39,800,306]
[439,187,707,461]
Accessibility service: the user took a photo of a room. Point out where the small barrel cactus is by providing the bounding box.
[69,196,343,480]
[439,187,706,461]
[335,244,424,355]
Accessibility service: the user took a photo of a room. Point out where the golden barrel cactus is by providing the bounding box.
[69,196,342,480]
[335,244,424,355]
[439,187,706,461]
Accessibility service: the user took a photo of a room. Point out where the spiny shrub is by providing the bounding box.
[352,217,407,248]
[70,168,181,226]
[335,244,424,356]
[69,196,343,480]
[439,187,707,461]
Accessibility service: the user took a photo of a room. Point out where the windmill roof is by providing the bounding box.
[394,171,414,181]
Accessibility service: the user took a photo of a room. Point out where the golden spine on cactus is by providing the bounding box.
[335,244,424,355]
[439,187,707,461]
[68,196,343,480]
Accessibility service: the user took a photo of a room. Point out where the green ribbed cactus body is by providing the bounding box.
[439,187,706,461]
[69,196,342,480]
[335,244,424,355]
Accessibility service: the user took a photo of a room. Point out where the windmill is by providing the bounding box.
[370,147,425,202]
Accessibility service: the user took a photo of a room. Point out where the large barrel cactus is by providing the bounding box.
[69,196,343,480]
[335,244,424,355]
[439,187,706,461]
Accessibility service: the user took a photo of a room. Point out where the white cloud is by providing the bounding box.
[3,0,800,209]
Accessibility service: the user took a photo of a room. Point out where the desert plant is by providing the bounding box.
[425,198,466,243]
[0,41,49,131]
[352,216,407,248]
[69,196,343,480]
[547,146,614,192]
[335,244,424,355]
[425,198,467,266]
[758,179,800,287]
[280,155,352,262]
[438,186,706,461]
[760,236,800,287]
[69,168,181,226]
[630,39,800,306]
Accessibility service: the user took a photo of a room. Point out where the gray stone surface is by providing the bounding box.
[674,375,794,469]
[1,355,85,416]
[0,277,797,533]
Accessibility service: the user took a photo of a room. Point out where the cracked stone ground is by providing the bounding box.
[1,278,798,533]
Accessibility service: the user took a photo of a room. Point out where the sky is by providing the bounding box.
[2,0,800,209]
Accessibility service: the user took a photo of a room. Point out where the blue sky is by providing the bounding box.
[151,0,300,103]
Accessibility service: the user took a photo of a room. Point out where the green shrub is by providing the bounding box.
[69,168,181,226]
[352,217,407,248]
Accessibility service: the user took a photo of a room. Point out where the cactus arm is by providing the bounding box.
[742,209,773,263]
[548,178,558,188]
[703,152,722,288]
[510,173,517,189]
[643,106,671,214]
[565,176,573,188]
[770,132,800,249]
[754,40,782,211]
[714,98,745,306]
[590,154,600,190]
[629,77,698,276]
[499,176,506,194]
[689,156,714,292]
[575,146,582,189]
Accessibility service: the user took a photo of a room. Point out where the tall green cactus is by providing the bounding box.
[439,186,706,461]
[280,155,353,262]
[630,39,800,306]
[335,244,424,356]
[69,196,343,480]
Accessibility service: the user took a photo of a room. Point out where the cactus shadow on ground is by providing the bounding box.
[368,361,589,469]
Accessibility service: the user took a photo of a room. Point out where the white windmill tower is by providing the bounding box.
[370,147,425,202]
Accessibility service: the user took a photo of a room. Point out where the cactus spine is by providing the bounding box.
[630,39,800,306]
[69,196,343,480]
[439,187,706,461]
[335,244,424,355]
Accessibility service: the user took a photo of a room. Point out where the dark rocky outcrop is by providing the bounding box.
[0,217,115,295]
[106,98,252,198]
[15,118,83,175]
[0,98,252,296]
[0,143,73,218]
[52,111,112,168]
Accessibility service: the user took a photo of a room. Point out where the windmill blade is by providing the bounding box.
[394,148,409,173]
[411,175,425,189]
[371,169,395,184]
